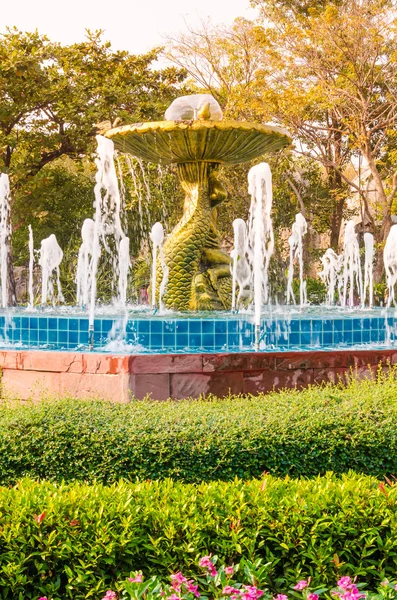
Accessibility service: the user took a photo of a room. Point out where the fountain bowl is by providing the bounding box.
[105,120,290,165]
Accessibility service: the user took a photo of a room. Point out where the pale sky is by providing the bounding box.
[1,0,257,54]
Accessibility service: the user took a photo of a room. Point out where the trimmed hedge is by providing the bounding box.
[1,474,397,599]
[1,373,397,483]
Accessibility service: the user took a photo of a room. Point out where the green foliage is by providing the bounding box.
[1,474,397,598]
[2,374,397,484]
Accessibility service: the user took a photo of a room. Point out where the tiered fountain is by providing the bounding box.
[0,93,396,401]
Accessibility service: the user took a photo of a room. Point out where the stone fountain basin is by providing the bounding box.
[105,120,290,165]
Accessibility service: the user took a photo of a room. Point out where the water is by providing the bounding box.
[319,248,342,306]
[149,222,168,311]
[39,234,64,306]
[231,218,250,312]
[286,213,307,306]
[76,218,97,308]
[28,225,34,308]
[384,224,397,307]
[363,232,374,308]
[247,163,274,332]
[342,220,363,307]
[0,174,11,307]
[0,304,395,354]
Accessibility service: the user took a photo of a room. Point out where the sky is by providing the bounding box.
[1,0,257,54]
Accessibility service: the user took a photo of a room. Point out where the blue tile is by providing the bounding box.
[290,320,300,333]
[323,320,332,332]
[323,331,333,346]
[334,331,343,345]
[29,317,38,330]
[363,318,371,330]
[227,333,239,348]
[290,332,300,346]
[379,329,386,342]
[370,329,380,343]
[312,320,322,332]
[301,332,311,345]
[22,317,29,329]
[202,333,215,347]
[343,331,353,344]
[215,320,226,334]
[202,320,214,334]
[58,318,68,331]
[48,330,57,343]
[21,329,29,343]
[137,320,149,333]
[164,333,175,348]
[362,330,370,343]
[176,320,188,333]
[138,333,150,347]
[79,319,89,332]
[47,318,56,330]
[370,318,380,330]
[334,320,343,332]
[58,330,67,343]
[151,321,162,334]
[39,330,48,343]
[189,334,201,347]
[343,320,352,332]
[69,331,78,344]
[30,330,38,342]
[353,330,362,344]
[352,319,362,331]
[101,320,113,334]
[176,334,188,348]
[12,317,21,329]
[164,320,176,333]
[150,331,162,346]
[215,333,227,348]
[189,320,201,333]
[227,321,238,333]
[301,320,311,332]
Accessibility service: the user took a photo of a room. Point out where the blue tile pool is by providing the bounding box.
[0,308,395,353]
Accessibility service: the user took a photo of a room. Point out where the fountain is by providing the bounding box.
[0,93,396,401]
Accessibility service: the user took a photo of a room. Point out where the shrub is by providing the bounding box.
[2,474,397,599]
[1,373,397,484]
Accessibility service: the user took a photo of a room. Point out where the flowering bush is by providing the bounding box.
[76,558,397,600]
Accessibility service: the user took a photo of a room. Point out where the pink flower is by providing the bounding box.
[381,581,389,587]
[294,581,309,591]
[308,595,319,600]
[338,578,353,590]
[168,595,180,600]
[276,595,288,600]
[171,572,188,591]
[102,592,117,600]
[129,573,143,583]
[223,587,241,595]
[241,585,264,600]
[394,585,397,591]
[199,556,213,568]
[225,566,235,577]
[38,598,48,600]
[186,581,200,597]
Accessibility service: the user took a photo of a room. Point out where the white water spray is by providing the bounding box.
[342,220,363,308]
[363,232,374,308]
[231,218,250,312]
[89,136,127,329]
[118,237,131,306]
[247,163,274,346]
[319,248,342,306]
[286,213,307,306]
[76,218,98,308]
[0,174,12,307]
[149,222,168,311]
[28,225,34,307]
[39,234,64,305]
[384,224,397,306]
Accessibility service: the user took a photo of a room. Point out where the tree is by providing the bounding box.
[253,0,397,276]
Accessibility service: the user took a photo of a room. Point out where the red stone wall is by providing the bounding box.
[0,348,396,401]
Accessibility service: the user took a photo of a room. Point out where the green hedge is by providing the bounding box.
[1,373,397,483]
[1,474,397,599]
